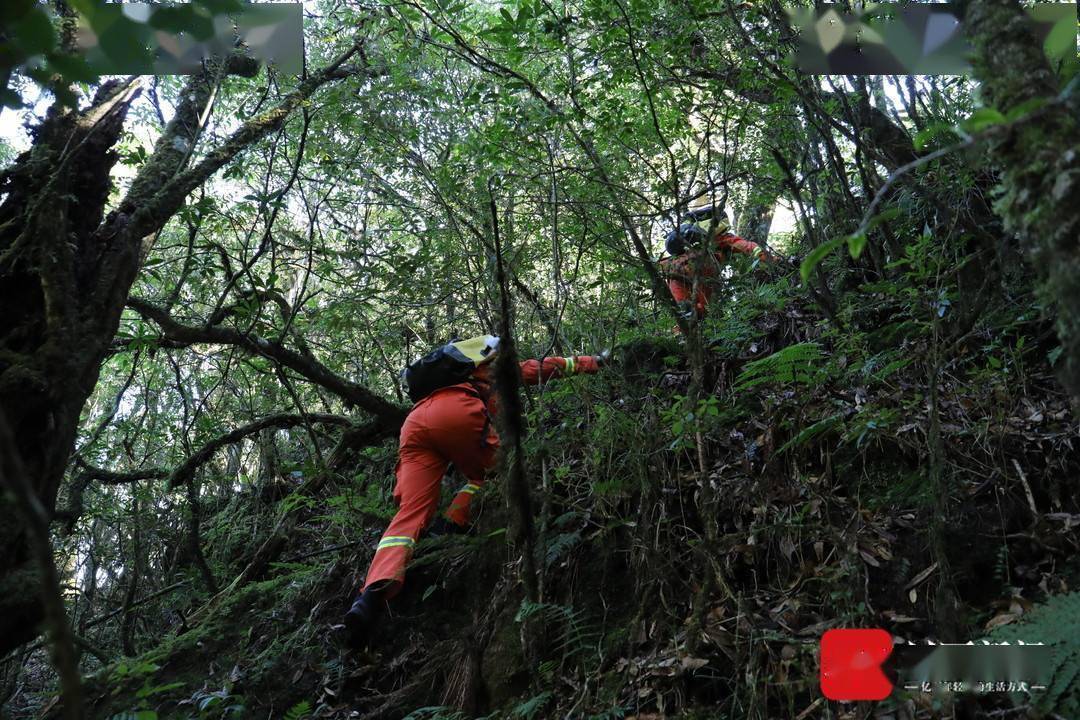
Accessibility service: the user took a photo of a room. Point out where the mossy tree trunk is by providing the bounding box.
[0,48,369,657]
[963,0,1080,406]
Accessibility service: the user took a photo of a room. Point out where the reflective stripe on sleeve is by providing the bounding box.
[377,535,417,551]
[458,483,482,496]
[564,356,576,375]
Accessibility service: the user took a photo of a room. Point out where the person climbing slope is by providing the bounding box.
[343,334,605,647]
[659,206,772,320]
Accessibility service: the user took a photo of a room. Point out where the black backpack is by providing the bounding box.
[401,335,500,403]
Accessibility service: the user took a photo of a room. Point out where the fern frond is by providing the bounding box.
[284,700,311,720]
[988,591,1080,716]
[734,342,826,391]
[516,600,600,665]
[511,691,553,719]
[543,531,582,568]
[777,411,845,454]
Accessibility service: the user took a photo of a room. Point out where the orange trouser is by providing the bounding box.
[361,387,497,598]
[667,277,712,318]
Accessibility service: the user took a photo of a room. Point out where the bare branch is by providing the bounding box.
[126,297,408,428]
[166,412,353,489]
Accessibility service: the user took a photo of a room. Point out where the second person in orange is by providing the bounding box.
[659,208,772,320]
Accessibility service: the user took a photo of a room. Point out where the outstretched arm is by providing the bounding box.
[519,355,601,384]
[716,233,771,261]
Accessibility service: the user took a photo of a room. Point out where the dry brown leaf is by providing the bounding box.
[881,611,919,623]
[1009,596,1033,614]
[680,656,709,671]
[904,562,939,591]
[985,613,1019,630]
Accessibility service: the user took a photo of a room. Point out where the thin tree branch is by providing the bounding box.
[166,412,353,489]
[126,297,408,428]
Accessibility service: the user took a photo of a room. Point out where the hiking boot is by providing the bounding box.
[343,587,387,648]
[424,515,468,539]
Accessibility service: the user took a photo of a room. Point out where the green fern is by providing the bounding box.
[510,691,553,719]
[284,701,311,720]
[543,530,582,569]
[777,411,845,454]
[734,342,826,391]
[516,600,600,666]
[988,591,1080,716]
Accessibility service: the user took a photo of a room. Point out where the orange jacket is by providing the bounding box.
[659,232,769,318]
[659,231,769,281]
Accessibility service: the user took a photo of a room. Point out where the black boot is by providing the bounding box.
[343,586,387,649]
[424,515,468,539]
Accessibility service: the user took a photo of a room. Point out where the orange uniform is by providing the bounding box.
[362,355,600,598]
[659,231,769,318]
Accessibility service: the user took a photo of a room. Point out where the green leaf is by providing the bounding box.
[11,6,57,55]
[198,695,222,711]
[913,122,957,151]
[846,232,867,259]
[147,5,198,33]
[800,236,844,282]
[777,413,844,454]
[284,701,312,720]
[0,0,35,25]
[1043,15,1076,60]
[961,107,1006,134]
[1048,346,1064,366]
[70,0,119,37]
[397,4,421,22]
[97,17,155,73]
[184,10,217,41]
[48,53,98,83]
[1005,97,1049,123]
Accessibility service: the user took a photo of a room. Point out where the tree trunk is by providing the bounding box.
[963,0,1080,406]
[737,198,775,246]
[0,46,368,656]
[0,79,144,654]
[257,427,280,490]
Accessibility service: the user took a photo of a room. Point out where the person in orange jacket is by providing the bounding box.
[658,208,771,320]
[343,339,605,647]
